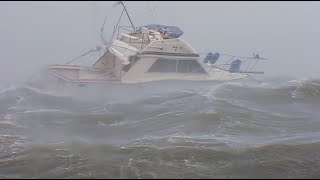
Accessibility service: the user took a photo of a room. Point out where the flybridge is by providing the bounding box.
[134,24,184,39]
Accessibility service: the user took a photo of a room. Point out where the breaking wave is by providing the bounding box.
[0,78,320,178]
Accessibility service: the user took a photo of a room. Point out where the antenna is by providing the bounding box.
[115,1,136,31]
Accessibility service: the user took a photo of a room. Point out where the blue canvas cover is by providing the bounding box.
[135,24,184,38]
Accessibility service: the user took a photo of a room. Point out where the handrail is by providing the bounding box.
[116,26,149,52]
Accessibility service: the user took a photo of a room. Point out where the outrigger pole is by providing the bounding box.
[115,1,136,31]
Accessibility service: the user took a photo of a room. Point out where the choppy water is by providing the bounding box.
[1,78,320,178]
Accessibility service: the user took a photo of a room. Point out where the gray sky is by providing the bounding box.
[1,1,320,84]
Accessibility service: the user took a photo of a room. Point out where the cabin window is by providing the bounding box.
[148,59,177,73]
[177,60,206,73]
[148,59,206,73]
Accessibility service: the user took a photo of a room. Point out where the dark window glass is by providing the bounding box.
[148,59,206,73]
[177,60,206,73]
[148,59,177,72]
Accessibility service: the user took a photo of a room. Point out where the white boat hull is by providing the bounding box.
[29,68,248,102]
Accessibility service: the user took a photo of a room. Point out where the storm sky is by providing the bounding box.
[1,1,319,84]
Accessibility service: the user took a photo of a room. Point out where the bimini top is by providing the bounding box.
[135,24,184,38]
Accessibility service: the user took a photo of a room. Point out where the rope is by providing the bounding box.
[65,49,95,65]
[249,59,259,71]
[100,12,109,45]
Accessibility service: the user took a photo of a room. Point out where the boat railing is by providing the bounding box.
[116,26,135,39]
[116,26,150,51]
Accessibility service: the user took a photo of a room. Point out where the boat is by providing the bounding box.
[30,1,266,95]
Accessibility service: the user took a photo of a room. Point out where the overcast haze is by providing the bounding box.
[1,1,320,84]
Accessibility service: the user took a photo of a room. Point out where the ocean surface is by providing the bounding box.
[1,77,320,178]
